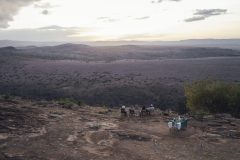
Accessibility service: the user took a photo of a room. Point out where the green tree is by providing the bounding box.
[184,80,240,117]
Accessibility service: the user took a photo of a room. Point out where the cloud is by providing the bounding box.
[185,9,227,22]
[38,25,85,31]
[39,25,67,30]
[0,0,40,28]
[97,17,109,20]
[185,16,206,22]
[97,17,118,22]
[152,0,182,3]
[35,2,59,16]
[98,16,150,22]
[135,16,150,20]
[119,33,166,41]
[0,25,92,41]
[34,3,59,9]
[41,9,49,15]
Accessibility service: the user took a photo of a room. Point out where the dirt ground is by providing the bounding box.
[0,98,240,160]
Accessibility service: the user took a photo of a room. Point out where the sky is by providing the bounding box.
[0,0,240,41]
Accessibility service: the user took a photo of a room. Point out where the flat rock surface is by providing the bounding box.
[0,98,240,160]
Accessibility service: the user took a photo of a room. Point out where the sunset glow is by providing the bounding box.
[0,0,240,41]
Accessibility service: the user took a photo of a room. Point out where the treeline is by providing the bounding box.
[185,80,240,117]
[0,83,184,110]
[2,78,239,117]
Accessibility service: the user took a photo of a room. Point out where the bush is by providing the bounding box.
[185,80,240,117]
[58,98,83,108]
[0,94,11,100]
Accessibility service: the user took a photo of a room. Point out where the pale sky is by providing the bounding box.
[0,0,240,41]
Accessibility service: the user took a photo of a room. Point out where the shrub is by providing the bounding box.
[184,80,240,117]
[58,98,83,108]
[0,94,11,100]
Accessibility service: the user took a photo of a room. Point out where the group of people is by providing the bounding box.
[120,104,155,117]
[168,116,188,131]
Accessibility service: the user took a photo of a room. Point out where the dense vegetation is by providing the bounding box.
[1,45,240,112]
[185,80,240,117]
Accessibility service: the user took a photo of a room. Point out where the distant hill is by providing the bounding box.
[1,39,240,50]
[0,46,17,55]
[87,39,240,49]
[1,44,240,62]
[0,40,64,48]
[0,46,16,51]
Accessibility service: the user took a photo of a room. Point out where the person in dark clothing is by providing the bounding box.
[140,105,146,117]
[121,105,127,117]
[129,107,135,116]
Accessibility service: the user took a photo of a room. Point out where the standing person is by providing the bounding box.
[129,106,135,116]
[146,104,155,115]
[121,105,127,117]
[140,105,146,117]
